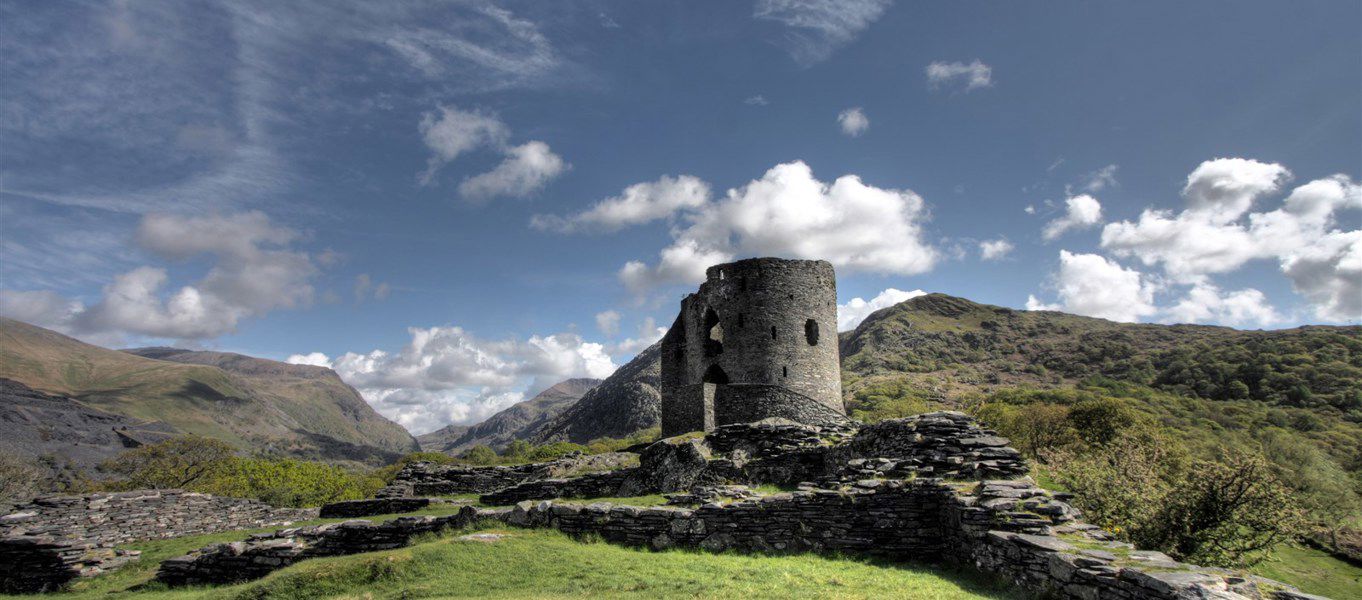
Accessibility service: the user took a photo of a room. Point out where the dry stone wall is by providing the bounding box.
[0,490,315,593]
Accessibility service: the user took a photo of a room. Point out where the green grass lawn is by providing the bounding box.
[3,521,1026,600]
[1250,544,1362,600]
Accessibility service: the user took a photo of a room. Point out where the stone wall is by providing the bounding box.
[0,489,315,593]
[379,452,634,498]
[157,479,1325,599]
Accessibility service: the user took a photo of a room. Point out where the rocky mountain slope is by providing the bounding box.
[418,378,600,453]
[0,378,179,479]
[532,343,661,444]
[0,318,418,467]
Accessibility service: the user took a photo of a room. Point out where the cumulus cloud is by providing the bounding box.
[608,317,668,357]
[620,161,937,294]
[926,60,992,92]
[837,288,927,331]
[531,175,710,233]
[838,107,869,136]
[288,326,618,434]
[0,290,84,331]
[0,211,319,341]
[595,310,621,337]
[1162,284,1280,328]
[1042,195,1103,240]
[458,141,568,201]
[1026,251,1157,323]
[979,238,1014,261]
[753,0,893,66]
[1100,159,1359,320]
[418,105,509,185]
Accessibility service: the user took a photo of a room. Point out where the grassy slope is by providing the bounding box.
[1251,545,1362,599]
[0,318,414,462]
[5,509,1024,600]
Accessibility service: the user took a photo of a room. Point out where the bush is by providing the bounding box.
[99,436,236,489]
[0,454,43,504]
[200,457,382,507]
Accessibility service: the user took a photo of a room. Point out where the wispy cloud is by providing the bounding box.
[754,0,893,66]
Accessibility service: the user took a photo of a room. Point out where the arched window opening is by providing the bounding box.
[770,325,777,340]
[703,364,730,384]
[703,308,723,357]
[805,319,820,346]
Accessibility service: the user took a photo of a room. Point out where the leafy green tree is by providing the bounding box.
[100,436,236,489]
[462,445,497,465]
[1066,397,1139,446]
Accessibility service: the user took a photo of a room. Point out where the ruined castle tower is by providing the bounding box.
[659,257,846,437]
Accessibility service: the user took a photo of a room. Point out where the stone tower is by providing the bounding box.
[659,257,846,437]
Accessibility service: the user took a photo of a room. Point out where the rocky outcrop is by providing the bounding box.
[835,411,1028,479]
[0,490,315,593]
[533,343,661,444]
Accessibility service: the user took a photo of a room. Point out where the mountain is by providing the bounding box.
[532,342,661,444]
[838,293,1362,415]
[0,378,180,480]
[0,318,419,468]
[418,378,600,453]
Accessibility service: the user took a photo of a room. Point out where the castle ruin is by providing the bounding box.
[659,257,847,437]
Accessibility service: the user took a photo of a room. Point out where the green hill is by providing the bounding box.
[0,318,418,469]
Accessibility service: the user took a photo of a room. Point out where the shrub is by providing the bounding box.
[99,436,236,489]
[0,454,43,504]
[201,457,381,507]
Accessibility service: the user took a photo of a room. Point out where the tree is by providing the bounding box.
[461,445,497,465]
[100,436,236,489]
[1067,397,1139,446]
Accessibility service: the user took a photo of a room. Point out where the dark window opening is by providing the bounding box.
[770,325,777,340]
[782,366,787,377]
[703,364,730,384]
[738,313,745,328]
[805,319,820,346]
[703,308,723,357]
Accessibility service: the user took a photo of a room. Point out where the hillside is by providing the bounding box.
[0,378,179,480]
[839,293,1362,416]
[418,378,600,453]
[0,318,418,468]
[532,343,661,444]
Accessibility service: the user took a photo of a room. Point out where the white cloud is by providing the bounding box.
[418,105,509,185]
[926,60,993,92]
[1024,205,1036,215]
[531,175,710,233]
[286,351,332,367]
[354,273,391,303]
[837,288,927,330]
[620,161,937,294]
[290,326,618,434]
[595,310,621,337]
[979,238,1014,261]
[0,290,85,331]
[609,317,668,357]
[1079,164,1119,193]
[753,0,893,66]
[0,211,319,342]
[459,141,568,201]
[744,95,770,106]
[1027,251,1157,323]
[1181,158,1291,224]
[1162,284,1280,328]
[838,107,869,137]
[1100,159,1359,320]
[1042,194,1103,240]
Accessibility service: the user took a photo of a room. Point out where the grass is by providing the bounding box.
[1250,544,1362,599]
[5,525,1027,600]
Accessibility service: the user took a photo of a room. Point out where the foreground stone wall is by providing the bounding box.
[379,452,634,498]
[0,489,315,593]
[157,479,1325,599]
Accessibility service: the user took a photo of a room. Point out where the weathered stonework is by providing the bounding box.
[0,490,315,593]
[376,451,635,498]
[660,258,847,436]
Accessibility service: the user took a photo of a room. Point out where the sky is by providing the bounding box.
[2,0,1359,434]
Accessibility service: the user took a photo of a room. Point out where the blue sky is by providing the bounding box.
[2,1,1359,433]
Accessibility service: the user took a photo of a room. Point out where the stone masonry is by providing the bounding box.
[660,258,847,436]
[0,489,315,593]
